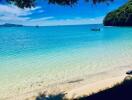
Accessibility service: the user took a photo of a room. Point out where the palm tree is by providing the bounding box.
[5,0,114,8]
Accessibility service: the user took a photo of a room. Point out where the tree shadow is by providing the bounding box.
[79,76,132,100]
[36,92,65,100]
[35,76,132,100]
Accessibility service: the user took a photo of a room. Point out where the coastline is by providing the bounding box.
[2,65,132,100]
[0,25,132,100]
[65,76,125,99]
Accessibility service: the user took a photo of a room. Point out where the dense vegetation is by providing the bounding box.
[103,0,132,26]
[3,0,114,8]
[36,76,132,100]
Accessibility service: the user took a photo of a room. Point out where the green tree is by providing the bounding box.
[4,0,114,8]
[103,0,132,26]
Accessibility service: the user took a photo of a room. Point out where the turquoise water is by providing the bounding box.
[0,24,104,56]
[0,24,132,97]
[0,25,132,57]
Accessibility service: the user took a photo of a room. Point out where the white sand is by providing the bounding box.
[5,76,125,100]
[65,76,125,99]
[2,65,132,100]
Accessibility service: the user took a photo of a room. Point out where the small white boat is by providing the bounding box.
[91,28,101,31]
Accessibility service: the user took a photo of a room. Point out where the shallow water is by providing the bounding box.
[0,24,132,97]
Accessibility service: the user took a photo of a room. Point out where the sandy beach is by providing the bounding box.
[2,65,131,100]
[65,76,125,99]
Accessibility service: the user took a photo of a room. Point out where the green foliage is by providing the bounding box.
[103,0,132,26]
[7,0,36,8]
[36,92,65,100]
[3,0,113,8]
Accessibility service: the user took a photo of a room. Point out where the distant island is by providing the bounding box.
[103,0,132,26]
[0,23,24,27]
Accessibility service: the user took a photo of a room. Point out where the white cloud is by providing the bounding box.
[0,4,34,16]
[23,16,104,26]
[29,17,54,22]
[0,4,104,26]
[0,15,30,21]
[0,4,41,24]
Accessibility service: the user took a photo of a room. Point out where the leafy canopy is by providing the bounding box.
[4,0,114,8]
[103,0,132,26]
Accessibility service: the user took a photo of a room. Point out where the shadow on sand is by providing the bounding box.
[36,76,132,100]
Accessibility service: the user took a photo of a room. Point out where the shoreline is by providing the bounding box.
[2,65,131,100]
[65,76,125,99]
[5,75,126,100]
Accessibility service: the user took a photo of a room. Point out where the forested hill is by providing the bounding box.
[103,0,132,26]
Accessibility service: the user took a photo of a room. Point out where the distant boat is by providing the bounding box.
[36,25,39,28]
[91,28,101,31]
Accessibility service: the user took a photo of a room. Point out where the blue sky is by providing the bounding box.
[0,0,128,26]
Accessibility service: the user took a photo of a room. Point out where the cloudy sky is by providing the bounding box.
[0,0,127,26]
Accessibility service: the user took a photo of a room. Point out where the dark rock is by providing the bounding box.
[126,70,132,75]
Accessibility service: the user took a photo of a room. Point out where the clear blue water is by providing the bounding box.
[1,24,131,57]
[0,24,132,97]
[0,25,102,56]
